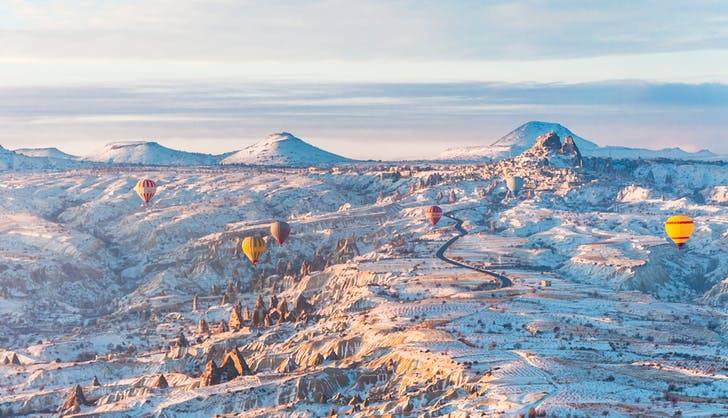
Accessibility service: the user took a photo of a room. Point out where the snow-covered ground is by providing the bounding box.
[0,154,726,416]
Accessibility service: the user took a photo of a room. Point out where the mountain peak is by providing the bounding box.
[220,132,352,167]
[87,140,219,166]
[14,147,79,160]
[492,121,599,151]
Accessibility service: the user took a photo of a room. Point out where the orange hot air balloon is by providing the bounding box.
[242,236,266,265]
[425,205,443,226]
[664,215,694,249]
[134,179,157,204]
[270,221,290,245]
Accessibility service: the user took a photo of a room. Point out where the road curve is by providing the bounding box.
[435,210,513,288]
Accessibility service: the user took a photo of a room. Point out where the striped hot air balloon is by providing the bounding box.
[242,236,266,265]
[425,205,443,226]
[270,221,290,245]
[664,215,694,249]
[134,179,157,204]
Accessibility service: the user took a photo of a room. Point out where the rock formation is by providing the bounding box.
[197,318,209,334]
[518,131,582,167]
[7,353,20,365]
[152,373,169,389]
[276,356,298,373]
[199,360,221,387]
[58,385,89,415]
[228,303,243,330]
[219,349,252,383]
[91,376,100,386]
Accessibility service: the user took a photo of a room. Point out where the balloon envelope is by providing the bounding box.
[270,221,290,245]
[505,176,523,196]
[134,179,157,204]
[425,205,443,226]
[664,215,694,248]
[242,236,266,264]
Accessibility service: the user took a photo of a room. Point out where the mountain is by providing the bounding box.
[0,145,85,170]
[440,121,598,161]
[14,147,80,160]
[439,121,716,161]
[87,141,222,166]
[220,132,352,166]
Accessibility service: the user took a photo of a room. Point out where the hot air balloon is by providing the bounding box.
[270,221,290,245]
[505,176,523,196]
[242,236,266,265]
[664,215,694,249]
[134,179,157,204]
[425,205,443,226]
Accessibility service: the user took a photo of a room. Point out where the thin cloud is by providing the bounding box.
[0,81,725,159]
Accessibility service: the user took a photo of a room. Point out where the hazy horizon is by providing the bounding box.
[1,1,726,159]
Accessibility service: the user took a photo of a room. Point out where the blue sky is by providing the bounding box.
[0,0,726,158]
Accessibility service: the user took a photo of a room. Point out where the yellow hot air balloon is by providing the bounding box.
[664,215,694,249]
[242,236,266,265]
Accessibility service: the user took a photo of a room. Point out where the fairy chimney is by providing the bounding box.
[191,294,199,312]
[199,360,221,387]
[175,333,189,348]
[268,295,278,313]
[58,385,88,415]
[254,294,265,311]
[242,304,250,322]
[152,373,169,389]
[90,376,100,386]
[219,349,252,383]
[197,319,209,334]
[277,299,288,320]
[228,304,243,330]
[251,308,263,328]
[218,320,228,333]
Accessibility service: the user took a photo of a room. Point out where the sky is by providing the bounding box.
[0,0,726,159]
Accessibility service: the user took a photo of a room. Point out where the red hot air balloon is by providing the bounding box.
[425,205,443,225]
[270,221,290,245]
[134,179,157,204]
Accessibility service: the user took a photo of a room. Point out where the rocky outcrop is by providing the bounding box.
[517,132,583,167]
[197,319,209,334]
[3,352,21,365]
[152,374,169,389]
[228,303,244,330]
[199,360,221,387]
[58,385,90,415]
[276,356,298,373]
[219,349,253,383]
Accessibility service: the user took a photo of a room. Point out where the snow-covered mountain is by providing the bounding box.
[439,121,718,161]
[221,132,353,166]
[0,145,85,170]
[14,147,80,160]
[87,141,222,166]
[440,121,598,161]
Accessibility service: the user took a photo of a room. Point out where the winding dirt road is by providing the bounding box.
[435,209,513,288]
